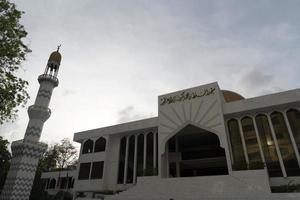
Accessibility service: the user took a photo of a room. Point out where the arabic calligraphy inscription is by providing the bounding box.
[160,87,216,106]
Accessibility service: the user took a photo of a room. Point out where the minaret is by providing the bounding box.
[0,48,62,200]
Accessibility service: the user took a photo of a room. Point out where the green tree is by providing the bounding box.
[0,0,31,124]
[30,139,78,200]
[0,136,11,192]
[54,138,78,170]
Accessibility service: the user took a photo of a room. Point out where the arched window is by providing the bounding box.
[241,117,261,163]
[117,137,127,184]
[255,114,282,177]
[94,137,106,152]
[146,132,154,175]
[271,111,300,176]
[227,119,246,169]
[49,179,56,189]
[136,134,144,176]
[82,139,94,154]
[127,135,135,183]
[287,109,300,153]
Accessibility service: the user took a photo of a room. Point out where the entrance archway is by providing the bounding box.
[165,124,228,177]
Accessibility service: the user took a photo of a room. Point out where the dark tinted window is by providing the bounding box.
[126,136,135,183]
[146,132,154,175]
[78,163,91,180]
[227,119,246,167]
[91,161,104,179]
[256,114,282,177]
[287,109,300,153]
[241,117,261,163]
[82,139,94,154]
[136,134,144,176]
[168,136,176,152]
[117,137,127,184]
[271,112,300,176]
[94,137,106,152]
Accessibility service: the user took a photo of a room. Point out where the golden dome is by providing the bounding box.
[48,51,62,64]
[222,90,244,102]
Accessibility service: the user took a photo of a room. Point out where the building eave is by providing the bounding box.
[223,88,300,116]
[73,117,158,143]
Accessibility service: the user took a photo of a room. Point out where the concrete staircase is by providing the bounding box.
[106,170,300,200]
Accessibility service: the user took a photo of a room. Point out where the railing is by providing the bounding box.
[38,74,59,86]
[28,105,51,115]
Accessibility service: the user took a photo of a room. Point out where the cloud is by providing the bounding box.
[240,68,273,88]
[117,105,154,124]
[6,0,300,145]
[236,68,275,97]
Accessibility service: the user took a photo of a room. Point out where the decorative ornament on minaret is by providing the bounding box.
[0,47,62,200]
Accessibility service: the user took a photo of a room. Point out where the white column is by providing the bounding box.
[238,119,249,164]
[123,136,129,184]
[283,112,300,167]
[143,133,147,173]
[133,135,138,184]
[267,114,287,177]
[153,132,157,170]
[252,116,266,163]
[225,121,234,165]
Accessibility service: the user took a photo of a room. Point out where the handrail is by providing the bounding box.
[28,105,51,114]
[38,74,59,86]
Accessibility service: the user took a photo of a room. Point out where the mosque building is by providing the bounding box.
[5,46,300,200]
[42,81,300,199]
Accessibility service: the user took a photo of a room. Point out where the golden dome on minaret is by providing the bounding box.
[48,45,62,64]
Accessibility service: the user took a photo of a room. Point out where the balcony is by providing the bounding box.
[28,105,51,122]
[38,74,59,86]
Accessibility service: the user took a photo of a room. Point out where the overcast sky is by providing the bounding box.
[1,0,300,147]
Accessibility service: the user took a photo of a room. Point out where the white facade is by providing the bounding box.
[41,170,76,196]
[45,82,300,199]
